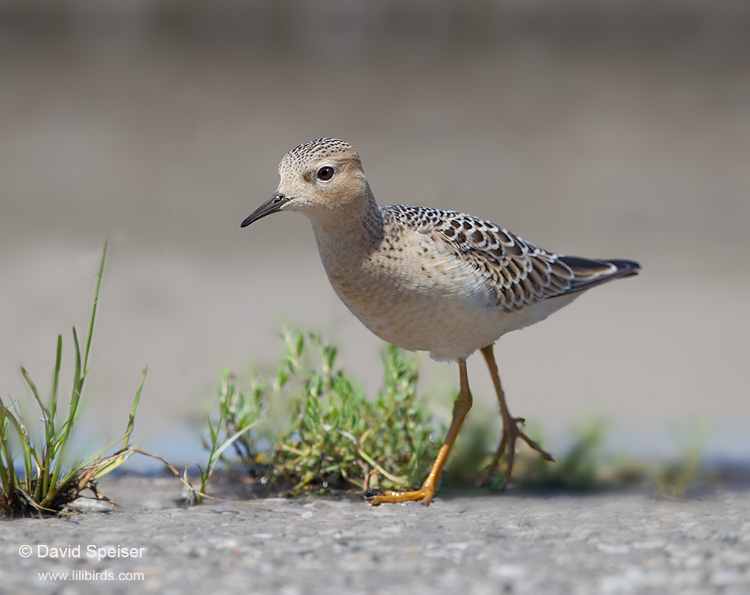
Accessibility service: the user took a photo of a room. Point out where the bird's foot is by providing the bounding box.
[365,483,437,506]
[480,416,555,489]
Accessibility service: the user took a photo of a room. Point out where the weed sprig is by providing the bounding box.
[0,244,145,518]
[205,330,440,496]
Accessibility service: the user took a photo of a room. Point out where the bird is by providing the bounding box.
[241,138,641,506]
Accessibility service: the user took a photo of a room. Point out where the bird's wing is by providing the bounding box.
[383,205,639,311]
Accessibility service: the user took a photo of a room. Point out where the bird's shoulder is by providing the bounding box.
[381,204,576,310]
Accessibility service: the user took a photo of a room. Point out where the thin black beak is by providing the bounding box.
[240,192,289,228]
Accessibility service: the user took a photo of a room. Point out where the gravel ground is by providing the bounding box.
[1,477,749,594]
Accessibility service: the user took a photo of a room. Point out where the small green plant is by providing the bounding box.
[194,371,263,504]
[655,419,712,498]
[203,329,441,497]
[0,243,146,518]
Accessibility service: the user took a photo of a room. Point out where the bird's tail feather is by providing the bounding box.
[557,256,641,294]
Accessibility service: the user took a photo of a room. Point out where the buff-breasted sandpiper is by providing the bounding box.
[242,138,641,506]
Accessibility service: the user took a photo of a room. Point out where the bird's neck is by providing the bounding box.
[309,186,384,263]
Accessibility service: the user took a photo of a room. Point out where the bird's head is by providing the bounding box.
[241,138,370,228]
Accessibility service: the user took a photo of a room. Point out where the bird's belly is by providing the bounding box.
[325,266,513,360]
[357,299,505,360]
[351,292,578,361]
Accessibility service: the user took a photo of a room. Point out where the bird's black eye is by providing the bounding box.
[316,166,335,181]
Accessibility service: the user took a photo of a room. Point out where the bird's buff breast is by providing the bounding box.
[318,237,511,360]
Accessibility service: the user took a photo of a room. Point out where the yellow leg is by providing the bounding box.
[366,358,473,506]
[479,345,554,489]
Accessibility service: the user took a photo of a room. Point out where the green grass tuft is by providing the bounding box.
[0,243,146,518]
[203,329,441,497]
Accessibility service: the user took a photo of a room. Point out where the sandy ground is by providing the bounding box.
[1,477,749,594]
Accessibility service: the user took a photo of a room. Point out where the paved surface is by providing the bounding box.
[1,477,749,594]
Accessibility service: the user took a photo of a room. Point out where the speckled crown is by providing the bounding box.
[279,138,357,173]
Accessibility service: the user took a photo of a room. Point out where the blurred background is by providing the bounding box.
[1,1,748,469]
